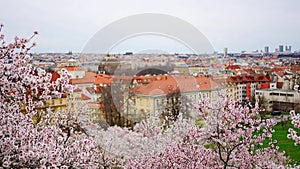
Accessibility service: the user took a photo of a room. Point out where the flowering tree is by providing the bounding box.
[197,96,289,168]
[0,25,99,168]
[288,110,300,146]
[1,24,295,168]
[126,126,214,169]
[126,96,290,168]
[288,85,300,146]
[92,113,194,167]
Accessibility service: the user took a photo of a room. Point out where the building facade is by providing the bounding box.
[255,89,300,112]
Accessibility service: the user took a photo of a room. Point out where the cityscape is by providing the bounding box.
[1,0,300,168]
[32,48,300,127]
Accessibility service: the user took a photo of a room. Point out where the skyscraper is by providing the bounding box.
[264,46,269,53]
[224,48,228,57]
[284,45,292,52]
[279,45,284,52]
[287,45,292,52]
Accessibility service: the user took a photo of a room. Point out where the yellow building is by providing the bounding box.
[225,84,238,100]
[124,74,223,122]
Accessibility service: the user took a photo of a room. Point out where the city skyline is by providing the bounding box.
[1,0,300,53]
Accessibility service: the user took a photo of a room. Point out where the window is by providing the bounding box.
[133,98,136,105]
[270,93,279,96]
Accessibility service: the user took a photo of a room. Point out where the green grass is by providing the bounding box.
[272,121,300,165]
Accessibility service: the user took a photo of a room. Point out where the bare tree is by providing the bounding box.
[101,85,123,126]
[250,95,268,120]
[162,88,191,124]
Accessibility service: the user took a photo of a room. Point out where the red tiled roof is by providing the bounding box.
[81,94,91,100]
[70,72,96,85]
[272,66,292,72]
[226,74,271,83]
[86,86,103,94]
[71,78,93,84]
[87,102,104,109]
[130,75,222,96]
[251,66,262,70]
[226,65,240,70]
[231,69,248,75]
[60,66,84,71]
[291,65,300,71]
[85,72,97,78]
[195,76,222,90]
[94,74,112,85]
[73,88,82,92]
[50,72,60,82]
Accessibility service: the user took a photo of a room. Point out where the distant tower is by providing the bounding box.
[279,45,284,52]
[224,48,228,57]
[284,45,292,52]
[264,46,269,53]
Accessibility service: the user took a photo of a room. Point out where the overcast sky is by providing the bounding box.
[1,0,300,54]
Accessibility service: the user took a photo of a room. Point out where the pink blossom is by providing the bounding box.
[288,110,300,146]
[0,26,99,168]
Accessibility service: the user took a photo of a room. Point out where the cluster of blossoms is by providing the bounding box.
[125,96,289,168]
[287,85,300,146]
[0,25,99,168]
[288,110,300,146]
[90,113,194,167]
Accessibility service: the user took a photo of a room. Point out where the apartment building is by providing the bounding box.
[123,74,223,122]
[255,89,300,112]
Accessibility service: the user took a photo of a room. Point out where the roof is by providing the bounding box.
[50,72,60,82]
[226,74,271,83]
[86,102,104,109]
[73,88,82,92]
[86,86,103,94]
[60,66,84,71]
[70,72,96,85]
[195,76,222,90]
[94,74,112,85]
[231,69,248,75]
[81,94,91,100]
[226,65,240,70]
[251,66,262,70]
[129,75,222,96]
